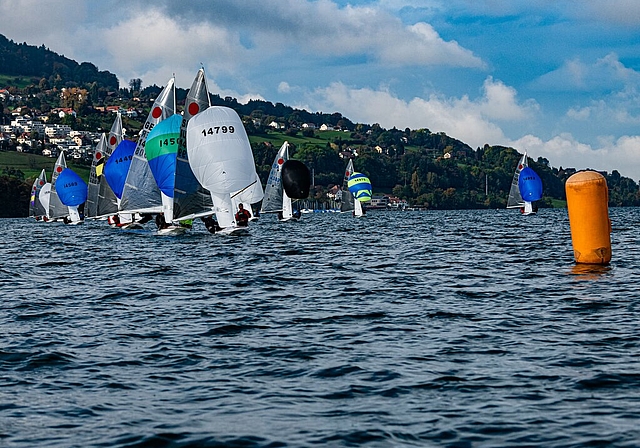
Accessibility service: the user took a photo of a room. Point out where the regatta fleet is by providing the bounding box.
[28,69,374,234]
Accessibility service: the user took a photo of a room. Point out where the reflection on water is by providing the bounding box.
[569,263,612,279]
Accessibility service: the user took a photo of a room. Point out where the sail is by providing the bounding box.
[260,141,289,213]
[518,167,543,202]
[29,169,47,218]
[233,173,264,204]
[39,183,51,218]
[282,160,311,199]
[93,113,123,218]
[57,168,88,207]
[107,112,123,150]
[120,78,176,214]
[282,191,293,219]
[174,68,215,221]
[145,113,182,222]
[340,159,355,213]
[231,172,264,220]
[86,134,107,218]
[210,191,235,228]
[104,140,136,199]
[146,113,182,198]
[507,152,527,208]
[354,195,363,217]
[347,172,372,202]
[49,152,70,219]
[186,106,257,195]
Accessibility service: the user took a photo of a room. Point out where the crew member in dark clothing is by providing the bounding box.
[202,215,222,234]
[155,213,169,230]
[138,213,153,224]
[235,204,251,227]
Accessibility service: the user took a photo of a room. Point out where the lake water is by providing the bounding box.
[2,208,640,447]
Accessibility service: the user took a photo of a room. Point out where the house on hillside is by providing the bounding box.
[52,108,76,118]
[0,89,14,101]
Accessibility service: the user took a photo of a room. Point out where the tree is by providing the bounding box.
[129,78,142,93]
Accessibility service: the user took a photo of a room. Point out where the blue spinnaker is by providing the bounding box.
[145,114,182,198]
[104,140,136,199]
[56,168,88,206]
[518,167,543,202]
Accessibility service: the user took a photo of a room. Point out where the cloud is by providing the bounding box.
[0,0,88,53]
[305,78,640,180]
[532,53,640,93]
[178,0,484,68]
[479,77,539,121]
[307,77,537,148]
[566,106,591,121]
[412,0,640,27]
[510,133,640,180]
[574,0,640,26]
[278,82,292,94]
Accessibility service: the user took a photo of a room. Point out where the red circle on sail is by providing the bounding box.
[277,158,284,165]
[109,136,117,146]
[96,152,102,160]
[188,103,200,116]
[39,180,45,186]
[151,107,162,119]
[518,164,523,170]
[56,166,63,173]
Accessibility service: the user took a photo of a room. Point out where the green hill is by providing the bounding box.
[1,33,639,218]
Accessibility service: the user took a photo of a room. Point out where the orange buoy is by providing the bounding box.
[565,171,611,264]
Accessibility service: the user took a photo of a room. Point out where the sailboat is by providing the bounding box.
[507,151,543,215]
[347,171,372,217]
[339,159,365,217]
[29,169,48,220]
[145,113,187,235]
[186,106,259,235]
[173,68,216,222]
[120,78,176,216]
[103,139,137,227]
[86,113,122,220]
[39,182,52,221]
[48,152,70,222]
[260,141,298,222]
[231,172,263,222]
[56,168,88,224]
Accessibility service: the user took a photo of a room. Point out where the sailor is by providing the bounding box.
[202,215,221,234]
[155,214,169,230]
[235,204,251,227]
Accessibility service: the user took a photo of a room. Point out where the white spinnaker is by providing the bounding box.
[39,183,51,218]
[186,106,256,196]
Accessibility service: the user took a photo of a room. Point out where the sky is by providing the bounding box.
[1,0,640,179]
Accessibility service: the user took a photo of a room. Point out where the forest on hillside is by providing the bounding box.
[2,34,640,218]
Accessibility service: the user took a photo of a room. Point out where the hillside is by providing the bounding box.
[1,34,639,218]
[0,34,118,90]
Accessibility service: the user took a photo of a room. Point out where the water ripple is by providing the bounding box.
[1,209,640,447]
